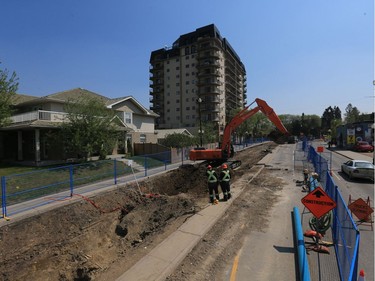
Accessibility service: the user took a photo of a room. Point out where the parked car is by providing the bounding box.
[352,141,374,152]
[341,160,374,181]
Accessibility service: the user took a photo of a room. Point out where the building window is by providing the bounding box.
[124,112,132,124]
[186,115,190,119]
[186,64,190,68]
[140,134,146,143]
[185,47,190,55]
[186,107,190,110]
[176,99,180,103]
[176,108,180,111]
[186,81,190,85]
[176,66,180,70]
[176,58,179,62]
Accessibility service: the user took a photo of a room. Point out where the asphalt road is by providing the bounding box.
[327,147,374,281]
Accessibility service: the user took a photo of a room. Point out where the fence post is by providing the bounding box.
[1,176,7,218]
[69,165,74,197]
[144,155,148,177]
[114,159,117,185]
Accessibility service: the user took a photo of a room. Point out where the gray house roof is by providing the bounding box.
[12,88,158,117]
[155,128,193,139]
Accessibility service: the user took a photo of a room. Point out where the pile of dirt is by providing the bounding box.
[0,142,277,281]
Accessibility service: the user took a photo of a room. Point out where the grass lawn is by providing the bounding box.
[0,164,40,177]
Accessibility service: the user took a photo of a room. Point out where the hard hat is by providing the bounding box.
[222,164,228,169]
[207,165,212,169]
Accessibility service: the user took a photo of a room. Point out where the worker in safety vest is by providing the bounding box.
[206,165,220,204]
[219,163,231,201]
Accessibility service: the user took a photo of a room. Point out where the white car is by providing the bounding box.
[341,160,374,181]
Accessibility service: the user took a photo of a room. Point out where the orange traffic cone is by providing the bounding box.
[358,269,365,281]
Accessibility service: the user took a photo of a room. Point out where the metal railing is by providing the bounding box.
[1,151,177,218]
[10,110,67,123]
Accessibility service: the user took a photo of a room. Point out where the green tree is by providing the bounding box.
[159,133,194,148]
[0,65,18,127]
[344,103,360,124]
[60,97,121,160]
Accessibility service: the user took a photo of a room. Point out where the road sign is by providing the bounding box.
[301,187,336,218]
[348,198,374,221]
[317,146,324,153]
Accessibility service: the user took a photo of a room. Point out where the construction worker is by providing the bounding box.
[302,168,309,192]
[309,172,319,192]
[219,163,231,201]
[206,165,220,204]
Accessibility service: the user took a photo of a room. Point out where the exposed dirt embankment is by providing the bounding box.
[0,142,277,281]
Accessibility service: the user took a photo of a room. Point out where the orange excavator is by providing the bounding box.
[189,98,289,167]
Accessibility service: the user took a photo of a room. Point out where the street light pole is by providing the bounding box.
[197,97,203,147]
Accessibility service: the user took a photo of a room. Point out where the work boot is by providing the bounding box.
[210,197,214,204]
[216,195,220,201]
[227,193,231,199]
[223,195,228,201]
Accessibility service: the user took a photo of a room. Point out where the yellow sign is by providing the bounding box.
[347,135,355,145]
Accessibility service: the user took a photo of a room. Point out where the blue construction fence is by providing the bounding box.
[305,143,360,281]
[1,150,178,218]
[1,138,271,219]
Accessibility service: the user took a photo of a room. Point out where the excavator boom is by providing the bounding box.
[189,98,288,164]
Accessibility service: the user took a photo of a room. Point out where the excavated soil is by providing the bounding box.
[0,142,278,281]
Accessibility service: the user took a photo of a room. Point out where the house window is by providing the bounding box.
[140,134,146,143]
[124,112,132,124]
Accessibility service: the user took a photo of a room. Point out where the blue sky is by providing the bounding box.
[1,0,374,116]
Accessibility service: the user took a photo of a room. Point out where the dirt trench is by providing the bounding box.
[0,142,277,281]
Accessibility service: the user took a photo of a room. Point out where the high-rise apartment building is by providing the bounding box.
[149,24,247,135]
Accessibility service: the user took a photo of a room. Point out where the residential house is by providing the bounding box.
[155,128,193,143]
[0,88,159,166]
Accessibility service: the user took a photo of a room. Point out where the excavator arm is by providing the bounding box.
[189,98,288,164]
[221,98,288,157]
